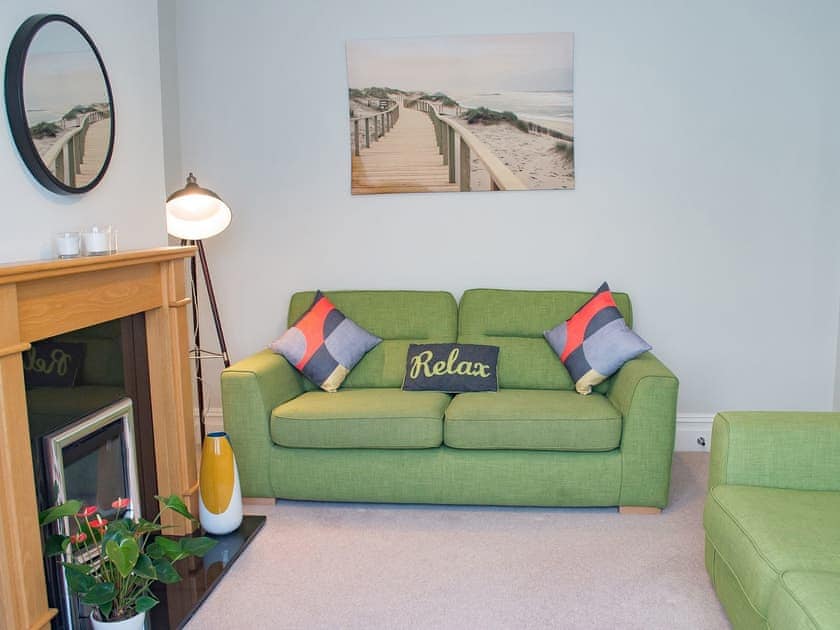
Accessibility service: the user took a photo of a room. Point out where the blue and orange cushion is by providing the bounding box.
[544,282,651,395]
[270,291,381,392]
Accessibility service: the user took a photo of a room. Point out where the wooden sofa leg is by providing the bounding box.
[619,506,662,515]
[243,497,276,506]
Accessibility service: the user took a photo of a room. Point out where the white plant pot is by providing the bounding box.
[90,611,146,630]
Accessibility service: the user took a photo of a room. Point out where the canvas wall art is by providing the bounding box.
[346,32,574,195]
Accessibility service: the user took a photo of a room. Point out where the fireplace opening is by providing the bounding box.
[44,398,142,627]
[26,314,157,630]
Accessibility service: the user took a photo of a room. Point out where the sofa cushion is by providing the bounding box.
[768,571,840,630]
[703,485,840,618]
[458,289,632,390]
[543,282,650,395]
[271,291,381,392]
[402,343,499,393]
[271,389,449,448]
[288,291,458,390]
[444,389,622,451]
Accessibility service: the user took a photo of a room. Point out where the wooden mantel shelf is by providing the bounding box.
[0,246,198,630]
[0,246,195,285]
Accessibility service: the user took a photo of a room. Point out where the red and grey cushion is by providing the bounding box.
[270,291,381,392]
[544,282,651,395]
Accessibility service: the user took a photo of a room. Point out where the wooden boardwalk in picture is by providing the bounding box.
[75,118,110,187]
[351,106,458,195]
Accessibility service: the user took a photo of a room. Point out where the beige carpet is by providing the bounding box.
[186,452,730,629]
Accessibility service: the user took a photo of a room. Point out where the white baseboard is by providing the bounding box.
[675,414,714,452]
[198,408,713,453]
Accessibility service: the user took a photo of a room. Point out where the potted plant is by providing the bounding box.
[40,494,218,629]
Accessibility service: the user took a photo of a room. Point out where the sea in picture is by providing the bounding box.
[26,108,67,126]
[446,90,574,135]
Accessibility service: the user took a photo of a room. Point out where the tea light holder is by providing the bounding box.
[55,232,81,258]
[83,226,110,256]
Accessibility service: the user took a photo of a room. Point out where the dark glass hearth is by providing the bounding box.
[149,515,266,629]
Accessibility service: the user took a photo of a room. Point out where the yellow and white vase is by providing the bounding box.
[199,431,243,535]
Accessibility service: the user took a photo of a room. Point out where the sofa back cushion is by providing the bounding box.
[288,291,458,389]
[458,289,633,390]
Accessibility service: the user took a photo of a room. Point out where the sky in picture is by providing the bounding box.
[347,32,573,93]
[23,21,107,117]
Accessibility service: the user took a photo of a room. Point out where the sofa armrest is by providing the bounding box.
[221,349,305,497]
[708,411,840,492]
[607,352,679,508]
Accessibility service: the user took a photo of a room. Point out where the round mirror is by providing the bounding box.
[4,14,115,194]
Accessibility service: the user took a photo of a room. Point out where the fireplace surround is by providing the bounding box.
[0,247,198,630]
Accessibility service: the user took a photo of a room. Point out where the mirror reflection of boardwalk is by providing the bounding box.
[74,117,110,187]
[351,107,458,195]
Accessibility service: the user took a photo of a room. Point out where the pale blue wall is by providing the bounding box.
[164,0,840,414]
[0,2,168,262]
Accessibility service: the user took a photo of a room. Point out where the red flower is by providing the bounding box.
[90,516,109,530]
[111,497,130,510]
[69,532,87,544]
[77,506,97,518]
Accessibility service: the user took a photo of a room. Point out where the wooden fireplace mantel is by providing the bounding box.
[0,246,199,630]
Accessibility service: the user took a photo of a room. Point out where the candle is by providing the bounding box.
[83,226,109,255]
[55,232,80,258]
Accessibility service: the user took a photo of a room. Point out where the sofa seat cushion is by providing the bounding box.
[271,389,449,449]
[768,571,840,630]
[704,485,840,618]
[444,389,622,451]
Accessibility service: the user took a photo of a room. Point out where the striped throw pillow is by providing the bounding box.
[270,291,381,392]
[544,282,651,395]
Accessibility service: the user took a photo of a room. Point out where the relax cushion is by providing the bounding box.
[458,289,632,390]
[271,389,449,448]
[768,571,840,630]
[288,291,458,390]
[703,485,840,617]
[444,389,622,451]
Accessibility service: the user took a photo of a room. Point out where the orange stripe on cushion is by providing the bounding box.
[294,296,334,369]
[560,291,617,361]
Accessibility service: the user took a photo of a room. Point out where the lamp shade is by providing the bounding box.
[166,173,231,240]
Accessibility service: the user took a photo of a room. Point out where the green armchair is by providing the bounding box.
[704,411,840,629]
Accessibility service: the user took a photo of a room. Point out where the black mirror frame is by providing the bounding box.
[4,14,115,195]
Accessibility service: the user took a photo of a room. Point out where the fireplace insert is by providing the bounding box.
[43,398,141,629]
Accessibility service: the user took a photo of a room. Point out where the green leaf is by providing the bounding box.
[61,562,93,575]
[133,554,157,581]
[152,559,181,584]
[38,500,83,526]
[107,519,132,536]
[44,534,70,557]
[63,568,96,595]
[145,542,164,560]
[181,537,218,558]
[134,518,163,535]
[135,594,159,613]
[154,536,183,561]
[105,537,140,578]
[99,601,113,620]
[80,582,116,607]
[155,494,197,522]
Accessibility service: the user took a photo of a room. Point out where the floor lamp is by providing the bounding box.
[166,173,232,439]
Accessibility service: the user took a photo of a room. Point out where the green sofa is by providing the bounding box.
[222,289,678,510]
[704,411,840,629]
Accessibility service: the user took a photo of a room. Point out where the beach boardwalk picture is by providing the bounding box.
[23,20,112,188]
[346,32,574,195]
